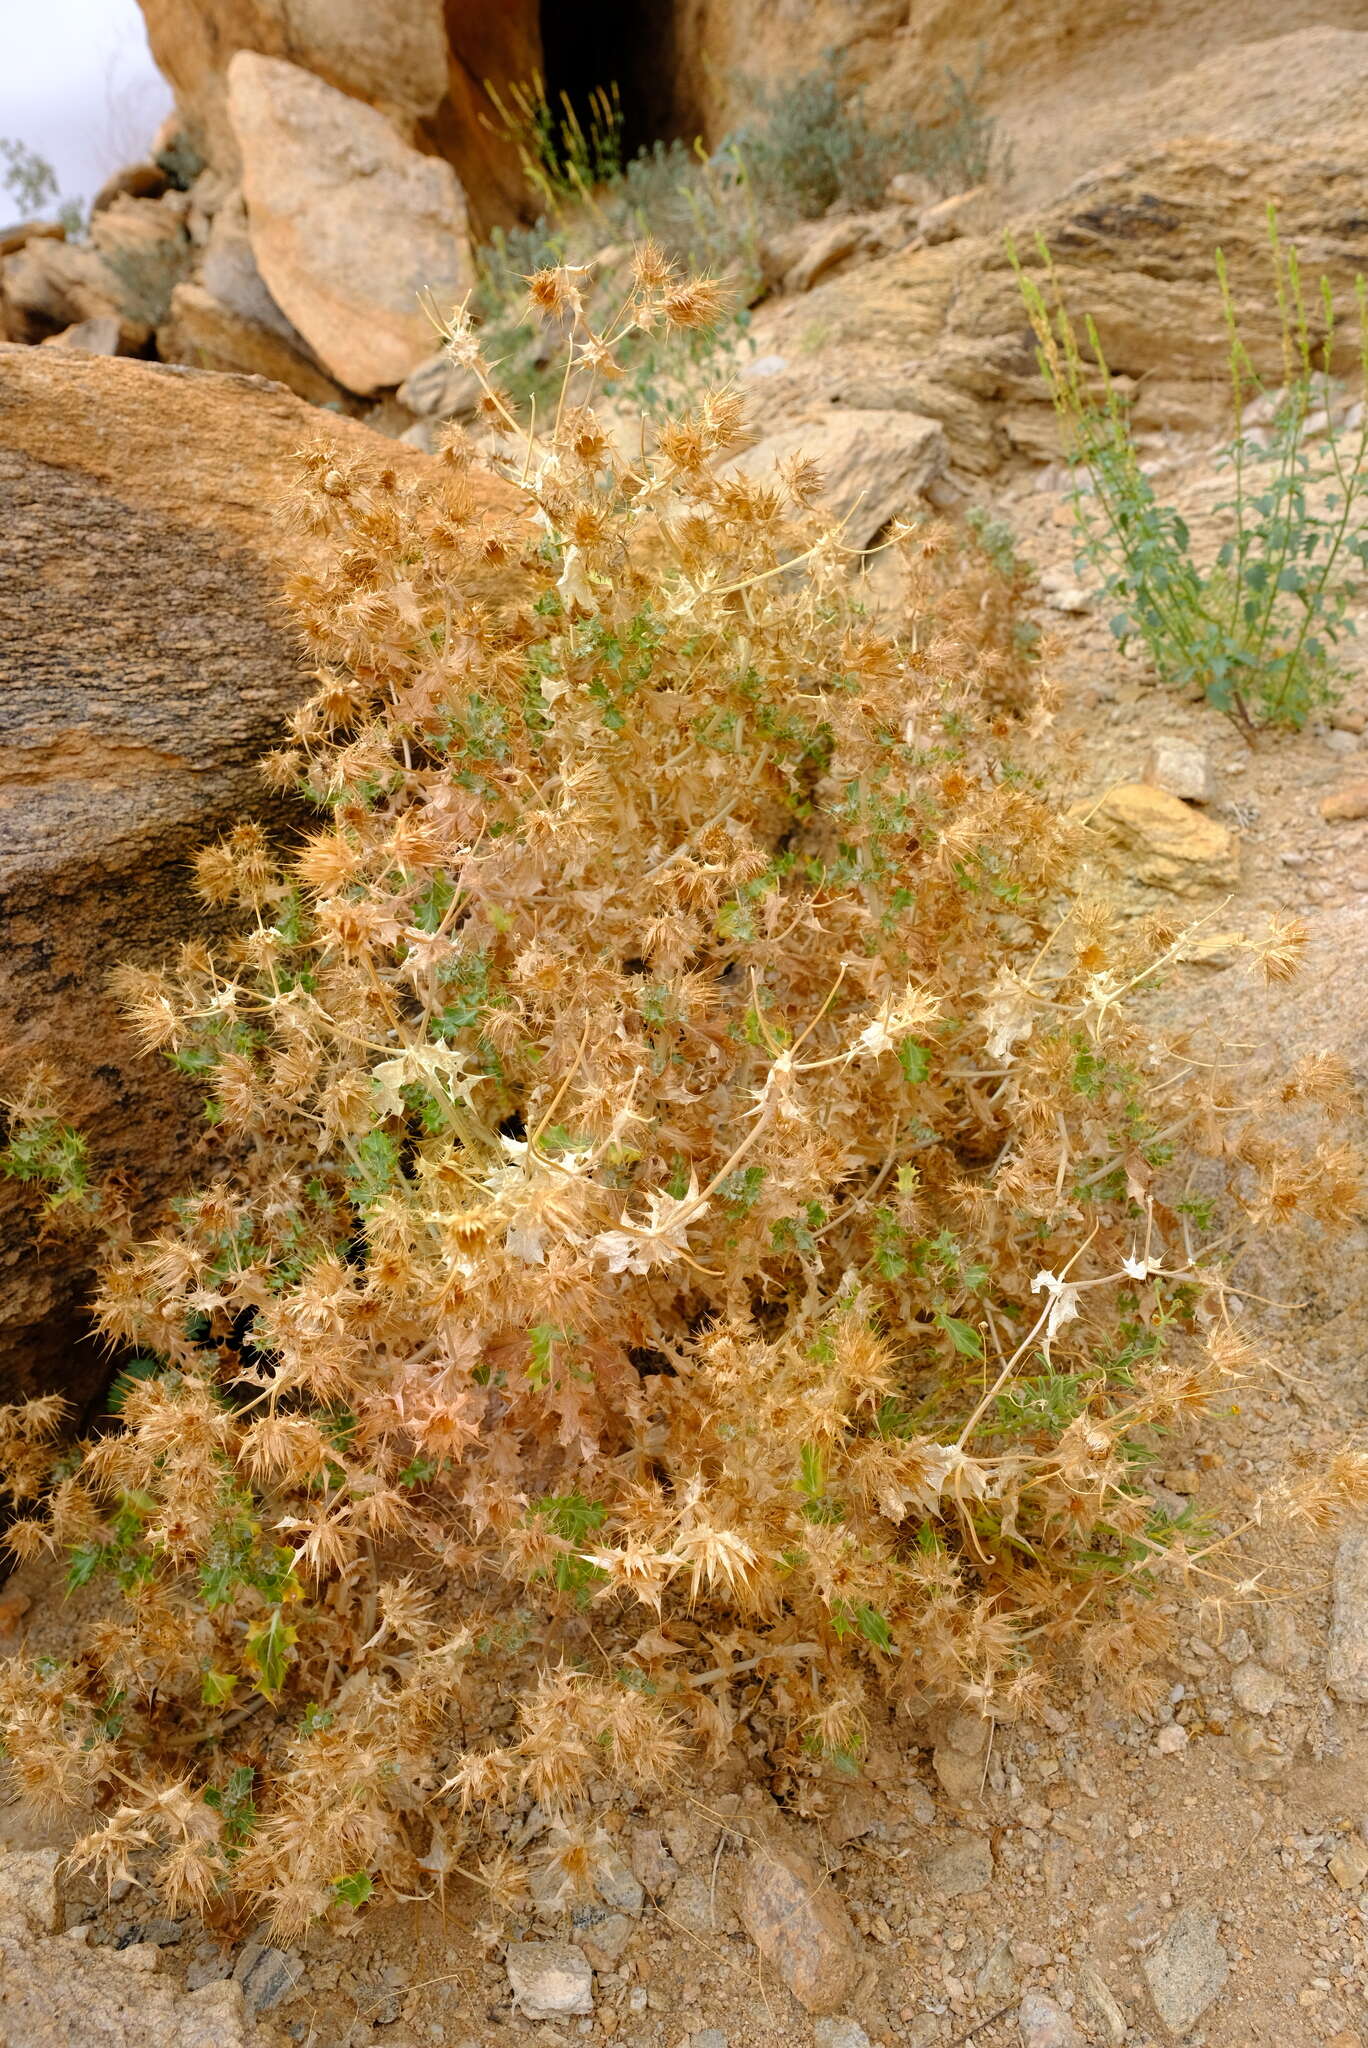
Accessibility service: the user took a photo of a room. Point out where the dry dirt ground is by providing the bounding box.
[5,364,1368,2048]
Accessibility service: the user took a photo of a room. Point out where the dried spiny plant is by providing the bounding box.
[0,250,1358,1936]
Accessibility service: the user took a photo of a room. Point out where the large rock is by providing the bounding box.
[159,281,348,407]
[0,344,439,1409]
[137,0,539,236]
[0,1846,268,2047]
[727,409,947,549]
[227,53,470,395]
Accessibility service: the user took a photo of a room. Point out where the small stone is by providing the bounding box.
[1329,1838,1368,1890]
[1330,707,1368,733]
[1144,736,1215,804]
[925,1831,994,1897]
[814,2021,874,2048]
[1142,1907,1229,2037]
[594,1844,645,1917]
[783,219,865,293]
[666,1870,717,1935]
[1322,726,1362,755]
[975,1932,1017,2001]
[1017,1990,1082,2047]
[737,1839,860,2014]
[1230,1660,1286,1716]
[932,1745,986,1803]
[573,1908,634,1970]
[39,314,125,355]
[741,353,788,380]
[1328,1530,1368,1701]
[1222,1627,1252,1665]
[396,351,481,420]
[505,1941,594,2020]
[1155,1723,1189,1755]
[1085,784,1239,893]
[234,1941,305,2011]
[1260,1607,1309,1674]
[691,2032,729,2048]
[918,186,984,243]
[1079,1962,1128,2046]
[1321,783,1368,822]
[629,1828,678,1898]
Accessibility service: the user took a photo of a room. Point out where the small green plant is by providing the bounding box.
[1,137,58,216]
[1017,209,1368,733]
[485,74,625,212]
[1,137,83,236]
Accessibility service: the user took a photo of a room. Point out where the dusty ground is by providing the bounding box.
[5,280,1368,2048]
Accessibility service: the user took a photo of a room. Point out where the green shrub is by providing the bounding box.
[1017,210,1368,733]
[0,253,1347,1942]
[735,61,1003,220]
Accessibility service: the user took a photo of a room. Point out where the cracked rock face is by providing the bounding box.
[0,1848,269,2048]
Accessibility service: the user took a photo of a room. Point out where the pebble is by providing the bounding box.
[813,2022,873,2048]
[629,1828,678,1898]
[691,2032,728,2048]
[1142,1907,1229,2036]
[572,1906,634,1968]
[1329,1838,1368,1890]
[505,1941,594,2020]
[1155,1723,1189,1756]
[1017,1990,1082,2047]
[1328,1530,1368,1702]
[925,1831,994,1897]
[1320,783,1368,822]
[1145,735,1214,804]
[1230,1660,1287,1716]
[594,1845,645,1917]
[1079,1961,1128,2045]
[737,1839,860,2014]
[234,1942,305,2012]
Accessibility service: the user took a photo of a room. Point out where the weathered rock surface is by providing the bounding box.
[1327,1529,1368,1703]
[0,1847,268,2046]
[728,409,947,550]
[0,345,434,1407]
[505,1940,594,2019]
[1086,785,1239,894]
[137,0,539,236]
[227,53,470,395]
[1142,1907,1229,2038]
[737,1839,861,2014]
[1145,736,1214,805]
[1017,1991,1082,2048]
[160,281,347,406]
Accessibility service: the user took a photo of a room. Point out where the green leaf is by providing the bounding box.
[245,1608,297,1699]
[936,1312,984,1360]
[332,1870,374,1909]
[201,1668,239,1707]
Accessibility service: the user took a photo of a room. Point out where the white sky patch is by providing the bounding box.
[1,0,171,212]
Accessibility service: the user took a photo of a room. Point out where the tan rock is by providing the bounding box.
[227,53,471,394]
[0,235,131,345]
[159,281,348,407]
[738,1839,860,2014]
[91,162,172,215]
[727,409,947,550]
[0,344,448,1408]
[1328,1530,1368,1704]
[0,219,66,259]
[39,315,126,356]
[136,0,537,237]
[783,219,867,294]
[1087,785,1239,894]
[87,192,192,329]
[397,348,481,420]
[1321,782,1368,822]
